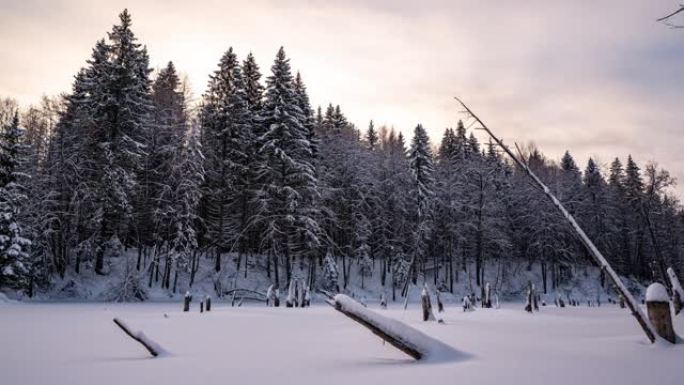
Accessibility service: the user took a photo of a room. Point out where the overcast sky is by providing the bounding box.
[1,0,683,196]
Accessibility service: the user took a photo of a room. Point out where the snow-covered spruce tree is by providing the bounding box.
[41,69,92,277]
[0,113,32,290]
[579,157,610,279]
[138,61,190,288]
[407,124,435,284]
[623,155,649,278]
[137,61,187,252]
[242,52,265,115]
[256,47,322,284]
[317,104,372,289]
[373,127,412,292]
[365,120,379,151]
[200,47,255,272]
[62,10,153,275]
[294,72,319,160]
[170,125,204,290]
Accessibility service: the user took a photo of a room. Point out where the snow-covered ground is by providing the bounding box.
[1,299,682,385]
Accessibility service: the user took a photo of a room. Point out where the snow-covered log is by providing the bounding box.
[113,318,166,357]
[332,294,459,361]
[455,97,658,344]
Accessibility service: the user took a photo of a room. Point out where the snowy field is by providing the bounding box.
[1,300,682,385]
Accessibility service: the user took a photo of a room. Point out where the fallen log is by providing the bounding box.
[330,294,459,361]
[113,318,165,357]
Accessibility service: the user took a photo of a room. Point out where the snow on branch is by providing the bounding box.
[113,318,167,357]
[332,294,463,362]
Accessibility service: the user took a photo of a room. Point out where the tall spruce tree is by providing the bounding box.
[77,10,153,274]
[200,47,254,271]
[408,124,435,282]
[257,47,321,284]
[0,114,32,289]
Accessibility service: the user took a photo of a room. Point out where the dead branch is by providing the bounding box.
[113,318,164,357]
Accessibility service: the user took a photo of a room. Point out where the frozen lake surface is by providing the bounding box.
[1,301,682,385]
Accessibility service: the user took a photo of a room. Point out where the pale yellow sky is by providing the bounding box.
[1,0,683,196]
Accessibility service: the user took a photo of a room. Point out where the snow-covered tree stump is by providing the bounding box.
[380,293,387,309]
[646,283,676,344]
[183,291,191,312]
[483,283,492,308]
[618,294,625,309]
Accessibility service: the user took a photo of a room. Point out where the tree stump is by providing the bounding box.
[524,288,532,313]
[183,292,191,312]
[206,296,211,311]
[380,294,387,309]
[646,283,676,344]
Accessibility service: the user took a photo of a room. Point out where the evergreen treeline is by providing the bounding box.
[1,10,682,298]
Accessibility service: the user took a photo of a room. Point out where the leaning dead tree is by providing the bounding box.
[455,97,658,344]
[113,318,165,357]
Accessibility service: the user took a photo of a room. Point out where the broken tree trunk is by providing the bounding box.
[646,283,676,344]
[329,294,455,360]
[113,318,164,357]
[454,97,658,344]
